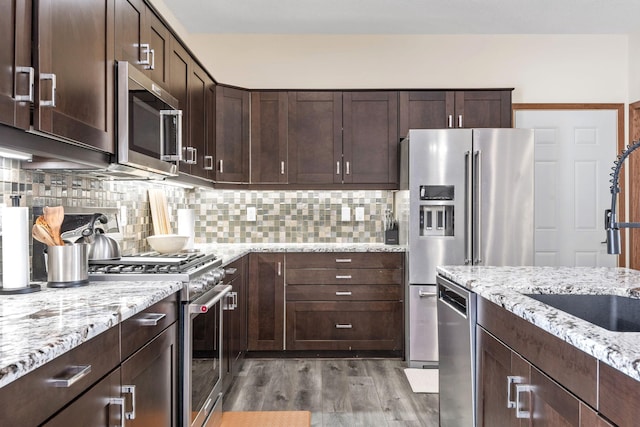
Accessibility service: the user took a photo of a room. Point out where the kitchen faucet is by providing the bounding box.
[605,140,640,254]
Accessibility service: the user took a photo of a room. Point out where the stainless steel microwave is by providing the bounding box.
[115,61,182,177]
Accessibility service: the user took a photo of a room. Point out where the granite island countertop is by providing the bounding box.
[437,265,640,382]
[0,280,182,389]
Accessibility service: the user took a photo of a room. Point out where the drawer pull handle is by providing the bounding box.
[336,275,352,279]
[136,312,166,326]
[50,365,92,387]
[506,375,524,408]
[122,384,137,419]
[335,291,352,296]
[335,324,353,329]
[335,258,352,263]
[225,267,238,275]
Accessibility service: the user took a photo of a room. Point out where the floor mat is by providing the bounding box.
[221,410,311,427]
[403,368,439,393]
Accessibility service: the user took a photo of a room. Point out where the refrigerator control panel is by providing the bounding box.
[419,185,454,201]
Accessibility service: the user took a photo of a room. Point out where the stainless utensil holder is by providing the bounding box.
[46,244,89,288]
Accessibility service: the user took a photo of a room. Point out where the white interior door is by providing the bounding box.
[515,110,618,267]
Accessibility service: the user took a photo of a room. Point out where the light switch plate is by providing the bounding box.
[341,206,351,222]
[247,206,257,222]
[355,207,365,221]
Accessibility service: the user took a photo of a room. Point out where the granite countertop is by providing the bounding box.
[197,242,406,265]
[0,280,182,389]
[437,265,640,381]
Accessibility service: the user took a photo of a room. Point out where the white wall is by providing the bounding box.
[188,34,628,103]
[630,34,640,102]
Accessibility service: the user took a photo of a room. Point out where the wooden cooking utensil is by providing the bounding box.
[32,224,58,246]
[43,206,65,246]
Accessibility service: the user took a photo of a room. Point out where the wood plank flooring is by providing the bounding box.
[223,358,439,426]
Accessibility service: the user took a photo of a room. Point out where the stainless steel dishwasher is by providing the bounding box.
[437,274,477,427]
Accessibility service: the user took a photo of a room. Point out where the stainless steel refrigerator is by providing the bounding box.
[397,128,534,368]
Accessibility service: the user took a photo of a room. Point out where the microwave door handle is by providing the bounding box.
[159,110,183,162]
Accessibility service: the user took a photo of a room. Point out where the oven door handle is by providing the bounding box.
[189,285,232,314]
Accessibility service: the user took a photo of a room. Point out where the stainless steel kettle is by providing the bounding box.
[86,214,121,260]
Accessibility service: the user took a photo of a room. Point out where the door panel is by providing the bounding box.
[515,110,618,267]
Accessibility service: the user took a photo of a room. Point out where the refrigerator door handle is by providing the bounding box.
[474,150,483,264]
[465,151,472,264]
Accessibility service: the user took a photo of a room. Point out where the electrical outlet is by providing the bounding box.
[355,207,365,221]
[341,206,351,222]
[247,206,257,222]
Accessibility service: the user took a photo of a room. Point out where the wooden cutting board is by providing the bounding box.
[148,189,172,234]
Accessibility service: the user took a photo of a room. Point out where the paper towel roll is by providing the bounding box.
[177,209,195,250]
[2,206,30,289]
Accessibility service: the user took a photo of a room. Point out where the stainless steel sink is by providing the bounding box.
[525,293,640,332]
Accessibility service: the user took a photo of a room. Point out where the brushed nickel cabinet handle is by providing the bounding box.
[277,261,282,276]
[147,48,155,70]
[139,43,151,67]
[418,290,437,298]
[219,159,224,173]
[122,384,136,420]
[515,384,534,419]
[335,258,352,263]
[109,397,126,427]
[50,365,91,387]
[135,312,166,326]
[336,275,352,279]
[336,161,341,175]
[345,161,350,175]
[506,375,523,409]
[335,291,352,296]
[335,324,353,329]
[40,73,56,107]
[458,114,463,128]
[448,114,453,128]
[14,66,34,102]
[204,155,214,170]
[281,161,285,175]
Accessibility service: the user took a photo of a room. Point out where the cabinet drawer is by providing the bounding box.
[0,326,120,427]
[287,284,401,301]
[121,292,179,360]
[286,252,403,269]
[287,268,402,285]
[286,301,402,350]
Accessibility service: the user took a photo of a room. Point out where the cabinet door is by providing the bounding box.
[454,90,512,128]
[477,328,530,427]
[343,91,398,185]
[248,253,284,351]
[114,0,145,69]
[121,323,178,427]
[168,37,190,170]
[399,91,454,136]
[529,366,580,427]
[223,257,247,391]
[0,0,31,130]
[288,91,342,184]
[251,91,288,183]
[145,11,171,90]
[188,62,212,178]
[216,86,250,182]
[34,0,115,153]
[43,368,123,427]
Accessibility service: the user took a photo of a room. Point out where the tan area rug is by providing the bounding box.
[221,411,311,427]
[404,368,439,393]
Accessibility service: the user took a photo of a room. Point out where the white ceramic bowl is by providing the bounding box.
[147,234,189,254]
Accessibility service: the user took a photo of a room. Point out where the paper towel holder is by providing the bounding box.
[0,195,41,294]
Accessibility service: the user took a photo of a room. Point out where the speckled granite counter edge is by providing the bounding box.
[437,265,640,382]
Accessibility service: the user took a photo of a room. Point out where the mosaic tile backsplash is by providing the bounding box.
[0,157,394,275]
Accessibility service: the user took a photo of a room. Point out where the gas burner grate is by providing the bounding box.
[88,252,218,275]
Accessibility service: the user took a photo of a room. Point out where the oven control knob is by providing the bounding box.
[212,269,224,282]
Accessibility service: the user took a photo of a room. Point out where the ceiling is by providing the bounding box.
[162,0,640,35]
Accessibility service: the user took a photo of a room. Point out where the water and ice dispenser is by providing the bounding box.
[419,185,454,237]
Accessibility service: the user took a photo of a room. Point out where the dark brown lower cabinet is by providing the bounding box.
[248,253,285,351]
[121,322,178,427]
[42,368,123,427]
[223,256,247,391]
[477,327,613,427]
[286,301,402,351]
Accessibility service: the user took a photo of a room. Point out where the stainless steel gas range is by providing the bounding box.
[89,251,230,427]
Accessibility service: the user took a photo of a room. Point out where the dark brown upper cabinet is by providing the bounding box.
[399,90,512,137]
[250,91,288,184]
[0,0,32,130]
[215,86,250,183]
[168,37,190,173]
[33,0,115,153]
[343,91,398,185]
[187,62,214,179]
[288,91,343,185]
[115,0,171,90]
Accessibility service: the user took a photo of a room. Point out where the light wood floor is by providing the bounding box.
[223,358,439,426]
